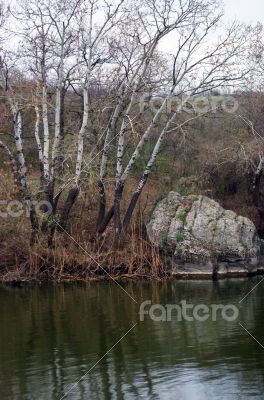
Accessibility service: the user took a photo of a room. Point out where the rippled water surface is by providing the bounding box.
[0,278,264,399]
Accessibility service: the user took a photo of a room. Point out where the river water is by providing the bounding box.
[0,278,264,399]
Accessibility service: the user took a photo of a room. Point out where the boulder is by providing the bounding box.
[147,192,262,278]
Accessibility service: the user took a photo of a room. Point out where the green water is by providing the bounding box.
[0,278,264,399]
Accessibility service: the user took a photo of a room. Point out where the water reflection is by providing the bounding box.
[0,279,264,399]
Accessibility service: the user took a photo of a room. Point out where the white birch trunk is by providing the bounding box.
[121,95,171,182]
[115,52,153,180]
[100,99,124,181]
[115,114,128,179]
[50,31,65,187]
[75,87,89,181]
[132,111,209,196]
[100,46,154,183]
[252,156,264,194]
[34,105,43,166]
[0,62,38,232]
[11,105,28,192]
[75,7,93,184]
[42,84,50,182]
[50,87,62,182]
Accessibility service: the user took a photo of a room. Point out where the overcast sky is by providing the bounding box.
[224,0,263,23]
[160,0,263,54]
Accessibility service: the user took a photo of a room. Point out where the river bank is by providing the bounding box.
[2,178,264,284]
[1,256,264,284]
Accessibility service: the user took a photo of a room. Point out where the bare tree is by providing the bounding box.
[57,0,126,232]
[96,0,251,240]
[0,0,254,247]
[0,58,39,241]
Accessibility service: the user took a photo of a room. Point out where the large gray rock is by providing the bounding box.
[147,192,262,278]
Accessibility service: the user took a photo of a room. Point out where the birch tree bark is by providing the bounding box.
[0,0,253,250]
[96,1,250,238]
[0,60,39,240]
[59,0,126,230]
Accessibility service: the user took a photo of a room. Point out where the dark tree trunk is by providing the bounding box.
[40,183,55,232]
[47,223,57,247]
[113,181,124,238]
[58,186,79,231]
[97,180,106,229]
[97,205,114,233]
[123,173,148,232]
[123,190,141,232]
[96,182,125,235]
[46,191,62,247]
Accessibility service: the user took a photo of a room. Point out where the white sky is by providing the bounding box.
[160,0,263,54]
[224,0,263,24]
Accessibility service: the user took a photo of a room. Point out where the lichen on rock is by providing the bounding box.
[147,192,262,278]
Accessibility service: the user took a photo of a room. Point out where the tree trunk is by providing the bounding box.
[58,88,66,174]
[123,190,141,232]
[97,180,106,229]
[113,181,124,238]
[123,173,148,232]
[97,205,114,234]
[59,187,79,230]
[29,203,40,245]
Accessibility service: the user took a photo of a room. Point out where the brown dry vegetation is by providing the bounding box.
[1,92,264,282]
[0,169,169,282]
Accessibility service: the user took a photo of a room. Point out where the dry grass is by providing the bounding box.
[0,167,169,283]
[0,224,168,283]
